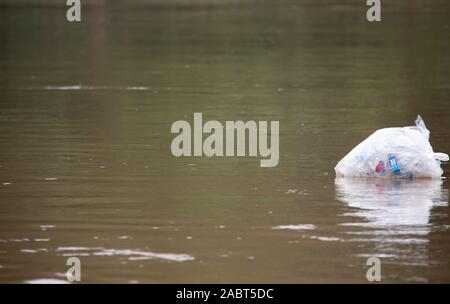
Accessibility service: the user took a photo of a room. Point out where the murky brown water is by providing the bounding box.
[1,0,450,283]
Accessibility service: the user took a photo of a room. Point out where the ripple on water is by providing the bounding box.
[42,85,149,91]
[20,248,48,253]
[309,236,342,242]
[25,279,69,284]
[56,247,194,262]
[272,224,316,231]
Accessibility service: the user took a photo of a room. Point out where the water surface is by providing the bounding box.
[1,0,450,283]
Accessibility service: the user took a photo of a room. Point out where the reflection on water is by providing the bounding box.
[337,178,448,228]
[336,178,448,273]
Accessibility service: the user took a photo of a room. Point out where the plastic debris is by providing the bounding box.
[335,115,448,179]
[375,160,385,173]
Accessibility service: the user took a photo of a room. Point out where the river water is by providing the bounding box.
[1,0,449,283]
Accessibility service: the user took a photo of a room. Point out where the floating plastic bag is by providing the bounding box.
[335,115,448,179]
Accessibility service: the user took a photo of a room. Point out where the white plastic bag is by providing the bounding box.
[335,115,448,179]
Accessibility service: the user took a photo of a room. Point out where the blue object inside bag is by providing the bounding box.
[388,156,401,174]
